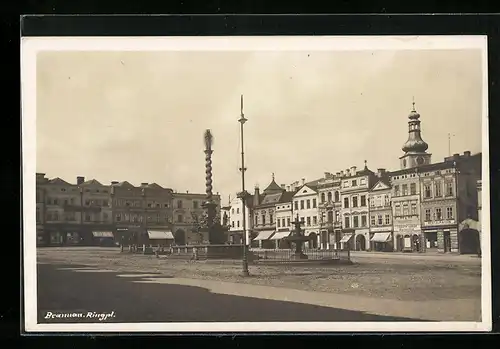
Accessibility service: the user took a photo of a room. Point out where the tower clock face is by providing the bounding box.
[417,156,424,165]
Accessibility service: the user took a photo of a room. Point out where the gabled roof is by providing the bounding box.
[370,178,391,191]
[261,192,283,205]
[294,183,319,196]
[278,190,297,203]
[113,181,135,188]
[147,183,163,189]
[263,179,284,194]
[81,179,103,186]
[48,177,71,185]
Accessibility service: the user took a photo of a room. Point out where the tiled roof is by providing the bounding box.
[81,179,103,186]
[263,179,284,194]
[279,191,297,203]
[261,192,283,205]
[48,177,71,185]
[113,181,135,188]
[147,183,163,189]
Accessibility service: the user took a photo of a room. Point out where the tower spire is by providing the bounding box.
[272,172,275,181]
[412,96,416,111]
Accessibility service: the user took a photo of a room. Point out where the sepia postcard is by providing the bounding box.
[21,35,491,333]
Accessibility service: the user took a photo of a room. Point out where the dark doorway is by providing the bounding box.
[425,232,438,250]
[459,229,480,255]
[355,234,366,251]
[412,234,421,252]
[174,229,186,246]
[308,233,318,249]
[396,235,404,252]
[443,231,452,253]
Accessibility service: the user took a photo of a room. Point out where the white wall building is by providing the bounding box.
[293,183,320,249]
[228,195,252,244]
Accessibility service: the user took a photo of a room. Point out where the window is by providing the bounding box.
[327,211,334,223]
[352,180,357,186]
[371,215,376,226]
[335,191,340,202]
[410,183,416,195]
[361,215,367,227]
[447,207,454,219]
[353,216,359,228]
[360,178,366,185]
[402,184,408,196]
[237,221,240,228]
[385,195,390,206]
[321,193,325,203]
[269,213,273,224]
[116,214,121,222]
[436,208,442,220]
[300,200,304,210]
[395,203,401,216]
[385,214,390,225]
[231,221,235,227]
[132,214,138,223]
[344,197,349,208]
[313,216,317,225]
[300,217,305,223]
[287,218,291,226]
[85,214,91,222]
[370,197,375,207]
[193,201,199,209]
[424,185,431,198]
[237,208,240,214]
[335,211,340,222]
[327,192,332,202]
[403,203,409,216]
[344,216,350,228]
[306,217,311,226]
[156,214,161,223]
[254,215,258,226]
[177,200,183,209]
[378,215,383,225]
[282,218,285,227]
[411,202,417,215]
[277,219,281,227]
[434,182,442,197]
[446,182,454,196]
[306,200,311,209]
[312,198,317,208]
[352,196,358,208]
[360,195,366,207]
[394,185,400,196]
[262,215,266,225]
[231,208,234,214]
[177,215,183,223]
[343,181,348,188]
[294,201,299,210]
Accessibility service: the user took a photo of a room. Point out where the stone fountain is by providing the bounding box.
[283,213,310,260]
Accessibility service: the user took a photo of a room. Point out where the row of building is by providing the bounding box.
[224,104,483,254]
[36,174,221,246]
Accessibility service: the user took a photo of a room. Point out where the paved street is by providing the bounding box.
[35,247,482,322]
[37,263,417,323]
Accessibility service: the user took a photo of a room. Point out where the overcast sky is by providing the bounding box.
[36,49,483,204]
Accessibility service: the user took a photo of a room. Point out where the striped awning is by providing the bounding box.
[92,231,114,238]
[147,230,174,240]
[340,234,353,243]
[253,231,275,241]
[270,231,291,240]
[370,232,391,242]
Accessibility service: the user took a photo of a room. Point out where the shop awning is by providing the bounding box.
[370,232,392,242]
[270,231,291,240]
[340,234,353,243]
[147,230,174,240]
[253,231,275,241]
[92,231,114,238]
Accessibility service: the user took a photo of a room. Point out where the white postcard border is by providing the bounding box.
[21,35,491,333]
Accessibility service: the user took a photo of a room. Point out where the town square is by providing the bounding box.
[23,36,489,331]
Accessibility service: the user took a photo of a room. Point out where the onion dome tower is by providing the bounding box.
[399,99,432,169]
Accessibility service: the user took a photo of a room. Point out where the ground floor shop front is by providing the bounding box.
[37,224,116,247]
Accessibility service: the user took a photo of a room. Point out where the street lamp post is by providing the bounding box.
[239,94,250,277]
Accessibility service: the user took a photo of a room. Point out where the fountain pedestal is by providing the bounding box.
[284,214,310,260]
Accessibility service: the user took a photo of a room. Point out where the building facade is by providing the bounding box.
[368,170,393,252]
[252,176,287,248]
[339,163,377,251]
[273,191,296,249]
[292,182,320,249]
[228,194,252,245]
[317,172,342,249]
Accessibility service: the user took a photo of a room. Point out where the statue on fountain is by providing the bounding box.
[283,213,310,260]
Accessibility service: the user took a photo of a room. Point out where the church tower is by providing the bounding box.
[399,100,432,169]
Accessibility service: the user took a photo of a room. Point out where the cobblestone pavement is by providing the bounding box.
[35,247,482,321]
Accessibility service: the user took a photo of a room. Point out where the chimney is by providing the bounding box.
[336,172,340,178]
[453,153,460,161]
[111,181,118,185]
[464,151,471,157]
[186,190,189,193]
[253,185,260,207]
[301,178,306,185]
[280,184,286,189]
[350,166,357,174]
[340,170,344,177]
[345,169,350,176]
[286,185,291,191]
[377,168,386,177]
[76,176,85,185]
